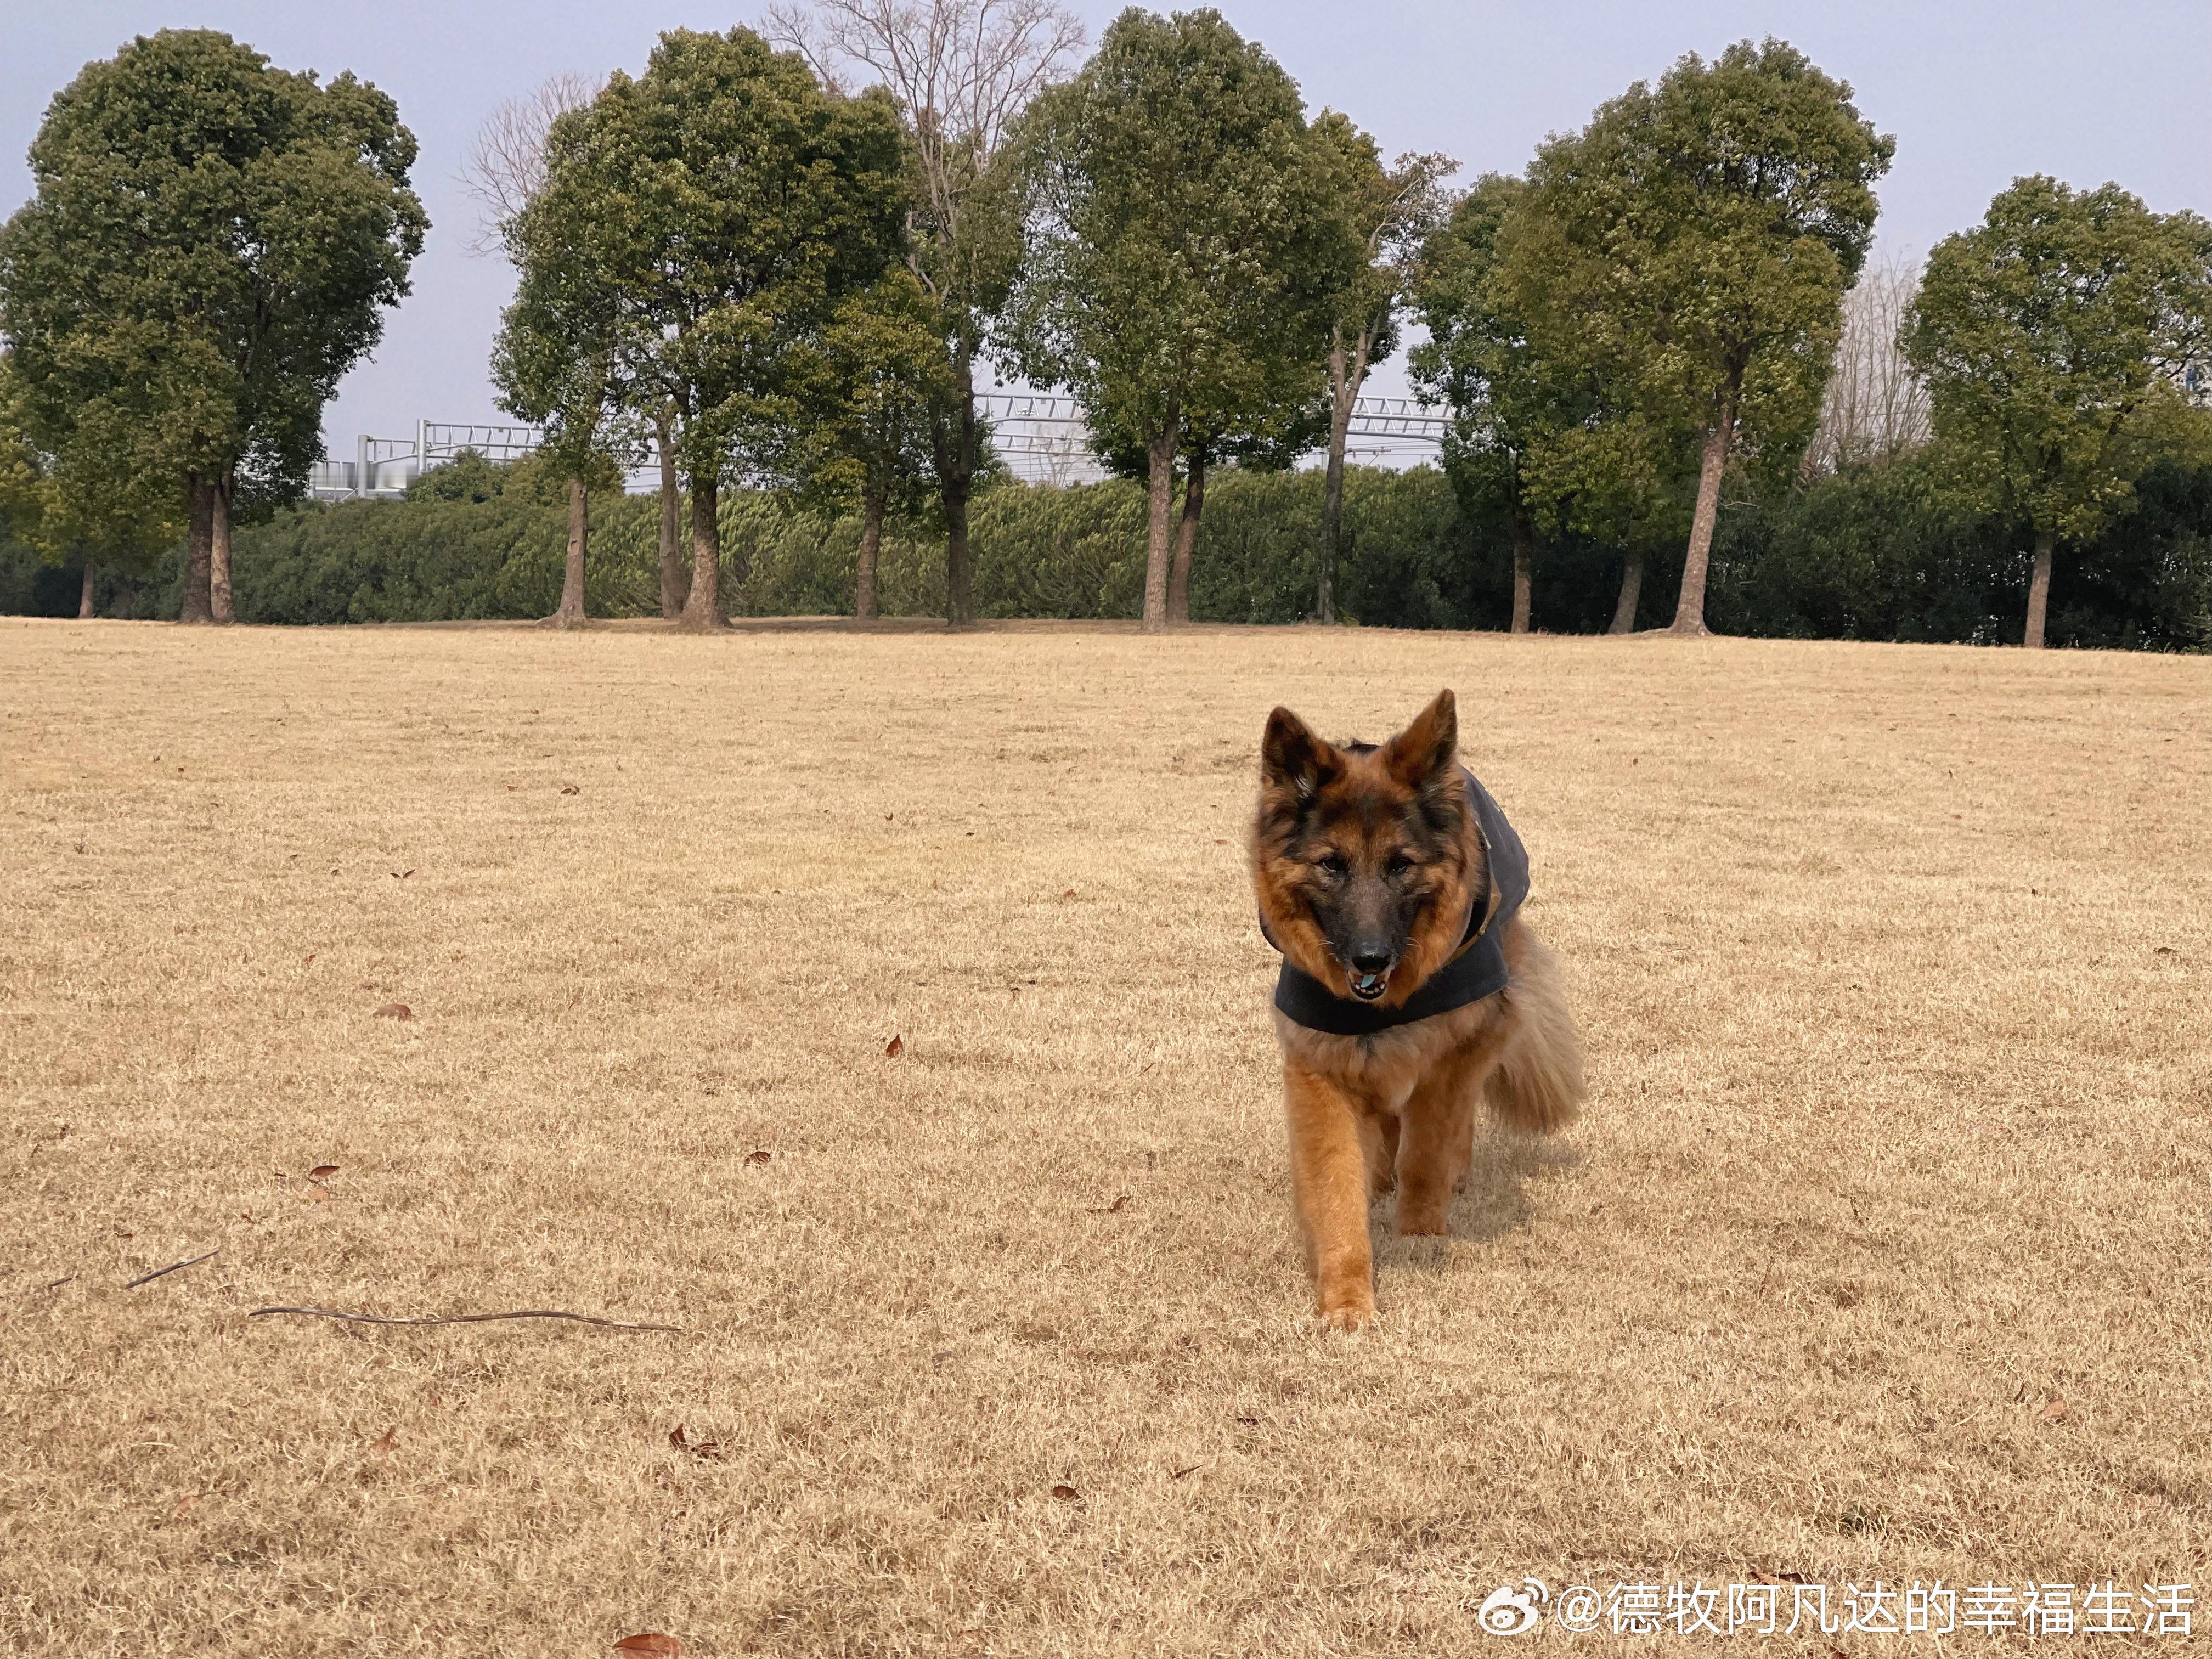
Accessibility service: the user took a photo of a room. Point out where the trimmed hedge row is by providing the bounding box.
[6,456,2209,648]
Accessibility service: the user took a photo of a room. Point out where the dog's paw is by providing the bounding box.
[1316,1299,1377,1333]
[1395,1206,1449,1237]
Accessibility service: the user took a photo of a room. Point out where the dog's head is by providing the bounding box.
[1250,689,1481,1007]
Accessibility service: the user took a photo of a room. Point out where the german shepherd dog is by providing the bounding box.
[1250,690,1585,1329]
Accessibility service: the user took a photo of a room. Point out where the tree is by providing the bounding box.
[1310,114,1454,625]
[798,270,954,618]
[1085,384,1324,623]
[458,73,600,256]
[464,73,680,622]
[492,222,636,627]
[766,0,1084,628]
[1007,7,1353,630]
[2,351,185,619]
[1530,39,1891,634]
[0,30,425,624]
[1414,173,1562,634]
[1414,172,1699,635]
[1904,177,2212,648]
[523,29,907,631]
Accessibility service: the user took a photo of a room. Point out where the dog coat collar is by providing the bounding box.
[1263,768,1529,1038]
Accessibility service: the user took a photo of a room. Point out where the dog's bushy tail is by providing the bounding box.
[1485,921,1587,1136]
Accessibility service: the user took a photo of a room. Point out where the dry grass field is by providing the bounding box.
[3,616,2209,1657]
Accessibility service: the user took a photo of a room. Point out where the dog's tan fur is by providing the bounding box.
[1251,690,1587,1329]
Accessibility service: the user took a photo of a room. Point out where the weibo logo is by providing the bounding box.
[1476,1579,1548,1636]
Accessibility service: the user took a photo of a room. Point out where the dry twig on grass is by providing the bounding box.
[125,1250,219,1289]
[248,1306,681,1333]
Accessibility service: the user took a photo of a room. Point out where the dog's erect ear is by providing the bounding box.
[1380,689,1457,787]
[1261,705,1337,799]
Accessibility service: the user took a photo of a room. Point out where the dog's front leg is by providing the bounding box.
[1283,1065,1376,1330]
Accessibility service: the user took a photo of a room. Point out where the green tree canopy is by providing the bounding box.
[1007,7,1355,630]
[0,29,424,623]
[1530,38,1891,632]
[1904,176,2212,647]
[1309,113,1454,623]
[0,352,182,613]
[520,28,907,629]
[1414,173,1700,634]
[795,270,957,619]
[493,169,641,628]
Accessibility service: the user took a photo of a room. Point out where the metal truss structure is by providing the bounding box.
[308,394,1444,499]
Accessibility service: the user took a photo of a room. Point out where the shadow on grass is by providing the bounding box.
[1373,1130,1588,1274]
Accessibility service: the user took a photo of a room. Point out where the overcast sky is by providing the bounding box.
[7,1,2210,451]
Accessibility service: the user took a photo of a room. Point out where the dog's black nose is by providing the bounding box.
[1349,949,1392,974]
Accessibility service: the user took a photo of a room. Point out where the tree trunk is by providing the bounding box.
[1609,549,1645,635]
[856,482,885,621]
[553,475,588,626]
[77,560,95,620]
[210,474,236,624]
[180,475,215,624]
[656,415,686,620]
[2024,525,2055,649]
[940,345,979,628]
[678,473,722,630]
[1510,508,1534,635]
[1672,404,1735,635]
[1319,343,1357,626]
[1142,417,1178,633]
[1167,449,1205,625]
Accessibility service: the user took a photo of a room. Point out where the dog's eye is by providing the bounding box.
[1316,854,1348,879]
[1386,854,1413,877]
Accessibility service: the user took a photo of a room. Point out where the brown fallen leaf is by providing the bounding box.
[744,1149,771,1165]
[1049,1483,1080,1501]
[2040,1396,2068,1421]
[309,1164,339,1181]
[1170,1464,1199,1480]
[560,783,580,795]
[171,1493,201,1520]
[668,1423,725,1455]
[884,1033,904,1058]
[1213,838,1226,845]
[1062,888,1076,898]
[373,1002,413,1020]
[613,1637,681,1657]
[389,868,414,879]
[1088,1194,1130,1214]
[369,1428,397,1455]
[303,953,315,965]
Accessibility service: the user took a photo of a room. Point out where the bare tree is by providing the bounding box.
[458,74,601,257]
[1804,257,1932,473]
[765,0,1083,627]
